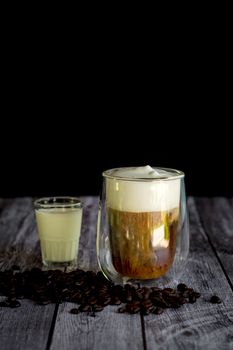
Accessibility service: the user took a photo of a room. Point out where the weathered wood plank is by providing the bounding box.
[0,300,56,350]
[144,197,233,350]
[0,198,41,269]
[1,197,233,350]
[195,197,233,286]
[51,303,143,350]
[50,197,144,350]
[0,198,56,350]
[76,196,99,271]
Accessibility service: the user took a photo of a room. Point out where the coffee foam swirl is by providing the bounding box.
[106,166,181,212]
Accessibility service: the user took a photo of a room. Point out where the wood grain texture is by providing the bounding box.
[195,197,233,286]
[0,198,41,269]
[0,197,233,350]
[144,197,233,350]
[50,197,144,350]
[76,196,99,271]
[51,304,143,350]
[0,198,56,350]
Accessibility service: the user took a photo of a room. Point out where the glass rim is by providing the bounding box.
[34,196,82,209]
[102,167,185,182]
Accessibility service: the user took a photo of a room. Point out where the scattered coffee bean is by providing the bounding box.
[177,283,188,292]
[111,296,121,305]
[189,295,196,304]
[163,288,174,293]
[0,268,219,316]
[0,301,8,307]
[93,305,104,312]
[88,296,98,305]
[178,297,187,305]
[153,307,164,315]
[118,307,126,313]
[126,302,141,314]
[37,299,51,305]
[210,295,221,304]
[70,308,79,314]
[9,300,21,308]
[193,292,201,299]
[100,297,111,306]
[81,305,92,312]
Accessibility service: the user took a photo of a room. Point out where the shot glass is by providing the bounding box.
[34,197,83,268]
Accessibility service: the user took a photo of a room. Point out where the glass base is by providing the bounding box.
[99,255,187,287]
[42,259,77,269]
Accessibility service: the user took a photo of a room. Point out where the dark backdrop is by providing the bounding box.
[1,23,231,198]
[0,114,231,198]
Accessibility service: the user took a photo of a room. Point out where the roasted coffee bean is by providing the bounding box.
[61,288,69,294]
[150,290,162,299]
[70,308,79,314]
[9,300,21,308]
[136,287,151,300]
[193,292,201,299]
[81,305,92,312]
[0,301,8,307]
[93,305,104,312]
[178,297,188,305]
[141,308,150,315]
[88,296,98,305]
[37,299,51,305]
[141,300,154,313]
[0,268,205,315]
[112,285,123,294]
[124,291,133,303]
[210,295,221,304]
[163,288,174,293]
[187,288,194,294]
[151,296,167,308]
[151,287,162,292]
[100,297,111,306]
[111,296,121,305]
[177,283,188,292]
[188,295,196,304]
[118,307,126,313]
[126,302,141,314]
[70,292,82,302]
[153,307,164,315]
[136,288,144,300]
[141,300,153,308]
[182,291,191,298]
[124,284,132,290]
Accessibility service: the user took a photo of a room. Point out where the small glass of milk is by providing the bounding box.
[34,197,83,268]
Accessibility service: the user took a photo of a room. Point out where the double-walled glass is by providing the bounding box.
[97,167,189,285]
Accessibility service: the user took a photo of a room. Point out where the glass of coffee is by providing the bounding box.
[97,166,189,284]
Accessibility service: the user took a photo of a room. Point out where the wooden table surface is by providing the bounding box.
[0,197,233,350]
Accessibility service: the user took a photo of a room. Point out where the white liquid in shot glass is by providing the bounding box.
[35,208,82,264]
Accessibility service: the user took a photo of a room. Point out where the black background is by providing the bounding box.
[0,114,231,198]
[0,22,232,198]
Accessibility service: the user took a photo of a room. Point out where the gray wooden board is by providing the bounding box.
[50,196,144,350]
[76,196,99,271]
[0,198,41,269]
[1,197,233,350]
[50,303,143,350]
[195,197,233,286]
[0,198,56,350]
[144,197,233,350]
